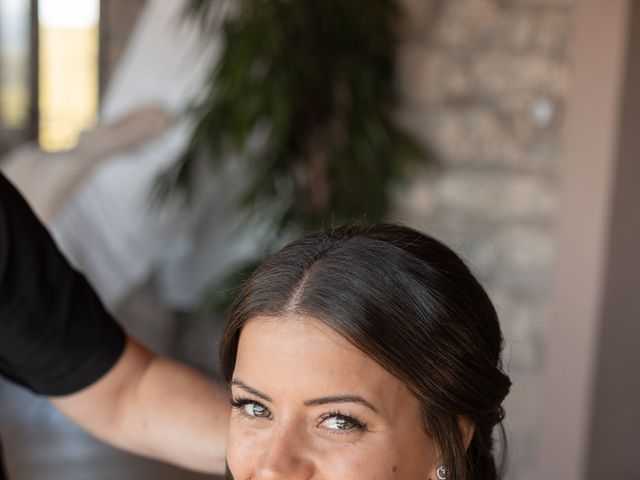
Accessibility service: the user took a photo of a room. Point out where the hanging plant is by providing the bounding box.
[154,0,431,309]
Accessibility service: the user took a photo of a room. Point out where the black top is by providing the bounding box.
[0,173,126,479]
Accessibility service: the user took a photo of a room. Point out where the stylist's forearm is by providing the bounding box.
[51,338,229,474]
[118,355,230,473]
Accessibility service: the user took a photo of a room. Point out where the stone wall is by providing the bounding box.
[393,1,574,479]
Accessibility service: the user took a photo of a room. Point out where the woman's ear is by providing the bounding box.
[458,415,475,451]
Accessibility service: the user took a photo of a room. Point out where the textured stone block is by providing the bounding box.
[500,8,540,52]
[432,170,557,223]
[429,0,571,55]
[469,52,568,97]
[503,0,574,5]
[531,8,572,58]
[397,96,564,171]
[391,167,553,227]
[397,44,472,103]
[495,92,564,134]
[398,106,528,169]
[492,290,548,373]
[430,0,503,49]
[468,225,554,297]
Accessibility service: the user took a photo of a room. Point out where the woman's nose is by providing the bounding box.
[254,423,314,479]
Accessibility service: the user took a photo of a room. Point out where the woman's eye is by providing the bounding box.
[230,397,272,419]
[243,402,271,418]
[321,414,364,432]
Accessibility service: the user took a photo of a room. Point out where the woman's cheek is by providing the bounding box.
[313,437,396,480]
[226,422,265,477]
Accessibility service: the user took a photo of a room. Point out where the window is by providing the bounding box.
[0,0,100,153]
[38,0,100,151]
[0,0,36,145]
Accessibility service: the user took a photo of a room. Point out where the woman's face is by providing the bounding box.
[226,314,441,479]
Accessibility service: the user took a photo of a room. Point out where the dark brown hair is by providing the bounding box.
[220,224,511,480]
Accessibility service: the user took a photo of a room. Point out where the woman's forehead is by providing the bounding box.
[233,315,416,414]
[236,314,367,374]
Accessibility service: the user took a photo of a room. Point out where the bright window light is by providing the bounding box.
[38,0,100,151]
[39,0,99,28]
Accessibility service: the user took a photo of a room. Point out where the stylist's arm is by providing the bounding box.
[0,172,228,475]
[51,338,229,474]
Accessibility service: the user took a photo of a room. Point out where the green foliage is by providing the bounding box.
[155,0,431,312]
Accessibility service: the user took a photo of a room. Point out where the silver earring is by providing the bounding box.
[436,464,449,480]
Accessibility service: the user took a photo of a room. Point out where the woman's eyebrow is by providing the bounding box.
[231,379,378,413]
[304,395,378,413]
[230,379,273,402]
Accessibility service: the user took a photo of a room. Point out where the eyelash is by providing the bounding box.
[230,396,271,420]
[318,410,368,434]
[229,396,368,434]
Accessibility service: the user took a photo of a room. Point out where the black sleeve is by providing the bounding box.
[0,173,126,396]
